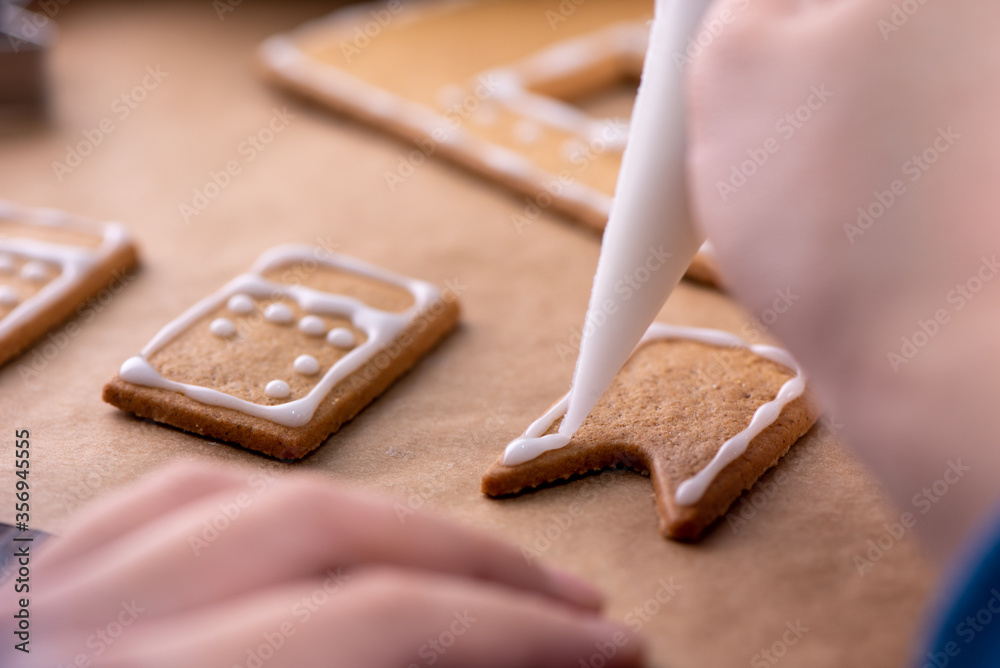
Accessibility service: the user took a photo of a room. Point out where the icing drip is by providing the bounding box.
[294,354,320,375]
[326,327,355,348]
[0,286,19,306]
[227,293,255,314]
[265,380,291,399]
[501,323,806,506]
[20,261,51,282]
[117,244,442,428]
[298,315,326,336]
[209,318,236,338]
[264,303,293,324]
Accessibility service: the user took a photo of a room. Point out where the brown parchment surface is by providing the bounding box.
[0,2,934,667]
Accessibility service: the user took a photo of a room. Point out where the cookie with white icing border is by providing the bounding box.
[103,245,459,460]
[0,200,138,369]
[482,324,818,540]
[257,0,719,286]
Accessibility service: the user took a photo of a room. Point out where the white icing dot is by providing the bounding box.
[20,261,50,283]
[298,315,326,336]
[227,293,255,314]
[434,84,465,109]
[265,380,290,399]
[264,303,293,324]
[0,285,19,306]
[472,104,498,126]
[513,119,542,144]
[293,354,320,376]
[209,318,236,338]
[561,139,586,163]
[326,328,355,348]
[0,254,14,273]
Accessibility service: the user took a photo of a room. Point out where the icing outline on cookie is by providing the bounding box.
[501,322,806,506]
[117,244,441,429]
[0,200,133,341]
[257,3,650,227]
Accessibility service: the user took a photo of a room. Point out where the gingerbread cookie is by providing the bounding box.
[258,0,719,284]
[0,200,138,368]
[103,245,459,460]
[482,323,818,540]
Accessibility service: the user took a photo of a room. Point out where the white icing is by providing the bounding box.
[255,13,647,237]
[298,315,326,336]
[0,254,14,273]
[118,244,441,428]
[209,318,236,338]
[227,293,255,314]
[265,380,291,399]
[472,104,498,127]
[0,285,19,306]
[512,119,542,144]
[294,354,320,375]
[264,303,293,324]
[326,327,355,348]
[0,201,133,344]
[502,323,806,507]
[560,139,586,163]
[20,260,51,283]
[558,0,712,440]
[480,23,648,151]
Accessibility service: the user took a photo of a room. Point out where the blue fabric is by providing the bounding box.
[921,511,1000,668]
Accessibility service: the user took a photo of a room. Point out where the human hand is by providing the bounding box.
[685,0,1000,560]
[7,463,641,667]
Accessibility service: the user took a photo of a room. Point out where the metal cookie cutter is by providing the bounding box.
[0,0,53,117]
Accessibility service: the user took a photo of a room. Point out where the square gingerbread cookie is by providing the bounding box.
[0,200,139,369]
[103,245,459,459]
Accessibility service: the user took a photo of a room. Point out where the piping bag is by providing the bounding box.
[504,0,714,465]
